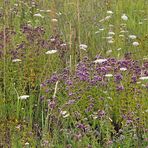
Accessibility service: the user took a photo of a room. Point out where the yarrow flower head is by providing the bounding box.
[45,50,58,54]
[120,67,127,71]
[12,59,22,62]
[51,19,58,22]
[94,59,107,64]
[107,10,113,14]
[121,14,128,21]
[79,44,88,51]
[133,42,139,46]
[19,95,29,100]
[105,74,113,77]
[129,35,137,39]
[139,76,148,80]
[33,13,44,18]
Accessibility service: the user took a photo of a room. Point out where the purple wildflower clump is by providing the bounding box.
[114,73,123,83]
[76,61,90,81]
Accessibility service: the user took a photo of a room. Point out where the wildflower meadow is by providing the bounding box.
[0,0,148,147]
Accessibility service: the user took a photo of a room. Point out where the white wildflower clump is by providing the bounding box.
[133,41,139,46]
[108,40,114,44]
[94,59,107,64]
[51,19,58,22]
[12,59,22,62]
[45,50,58,55]
[117,48,122,51]
[105,74,113,77]
[99,28,105,31]
[129,35,137,39]
[79,44,88,51]
[60,110,70,118]
[121,14,128,21]
[104,36,113,40]
[120,67,127,71]
[106,50,112,54]
[33,13,44,18]
[108,31,115,35]
[139,76,148,80]
[107,10,113,14]
[99,15,111,22]
[119,34,124,37]
[19,95,29,100]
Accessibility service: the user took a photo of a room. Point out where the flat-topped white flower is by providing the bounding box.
[33,13,44,18]
[107,10,113,14]
[117,48,122,51]
[19,95,29,100]
[120,30,128,33]
[103,36,113,40]
[46,10,51,12]
[119,34,124,37]
[99,28,105,31]
[139,76,148,80]
[60,43,67,47]
[79,44,88,51]
[12,59,22,62]
[129,35,137,39]
[94,59,107,64]
[60,110,67,115]
[105,74,113,77]
[106,50,112,54]
[51,19,58,22]
[133,41,139,46]
[121,14,128,21]
[50,38,55,42]
[45,50,58,54]
[108,40,114,44]
[99,15,111,22]
[120,67,127,71]
[108,31,115,35]
[63,114,70,118]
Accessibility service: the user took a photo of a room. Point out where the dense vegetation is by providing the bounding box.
[0,0,148,147]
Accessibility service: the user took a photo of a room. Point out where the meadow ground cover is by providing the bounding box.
[0,0,148,147]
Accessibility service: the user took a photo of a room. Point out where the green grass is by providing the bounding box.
[0,0,148,147]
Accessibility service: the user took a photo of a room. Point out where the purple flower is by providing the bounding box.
[114,74,123,83]
[131,75,137,83]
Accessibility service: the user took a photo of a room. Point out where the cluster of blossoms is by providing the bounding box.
[41,55,148,96]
